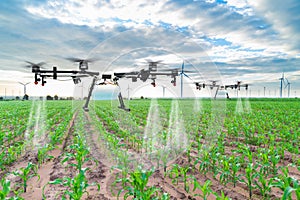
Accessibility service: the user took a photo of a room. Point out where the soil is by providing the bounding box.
[2,110,299,200]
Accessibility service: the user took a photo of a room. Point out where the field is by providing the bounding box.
[0,98,299,200]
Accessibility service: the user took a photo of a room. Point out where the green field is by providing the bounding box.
[0,98,299,199]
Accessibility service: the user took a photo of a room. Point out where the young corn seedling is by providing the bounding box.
[179,165,191,193]
[270,152,281,175]
[229,156,242,187]
[43,168,100,200]
[209,148,220,178]
[193,179,214,200]
[240,163,258,199]
[12,162,40,193]
[219,158,231,186]
[254,173,272,199]
[215,191,231,200]
[37,144,54,167]
[62,138,91,173]
[118,167,159,200]
[0,178,11,199]
[270,167,300,200]
[166,164,180,185]
[196,150,211,175]
[258,150,271,176]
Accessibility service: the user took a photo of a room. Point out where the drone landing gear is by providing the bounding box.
[118,92,130,112]
[83,76,97,112]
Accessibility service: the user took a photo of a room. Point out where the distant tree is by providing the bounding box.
[54,95,59,100]
[140,96,144,99]
[0,97,3,101]
[40,96,43,100]
[16,96,20,100]
[46,95,53,100]
[23,94,29,100]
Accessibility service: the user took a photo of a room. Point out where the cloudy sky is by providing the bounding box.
[0,0,299,98]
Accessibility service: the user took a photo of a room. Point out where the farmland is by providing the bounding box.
[0,98,299,200]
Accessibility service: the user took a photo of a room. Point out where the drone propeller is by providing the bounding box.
[159,68,197,73]
[66,57,99,71]
[65,57,97,63]
[145,59,163,64]
[24,61,46,69]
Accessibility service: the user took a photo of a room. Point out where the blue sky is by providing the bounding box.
[0,0,299,98]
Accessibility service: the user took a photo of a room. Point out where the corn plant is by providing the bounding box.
[240,163,258,199]
[254,173,272,199]
[229,156,242,187]
[12,162,40,193]
[193,179,214,200]
[62,136,91,173]
[258,149,271,175]
[195,150,210,175]
[270,152,281,175]
[0,178,11,199]
[270,167,300,200]
[166,164,180,185]
[118,167,160,200]
[215,191,232,200]
[37,144,54,167]
[43,168,100,200]
[179,165,191,193]
[219,158,231,185]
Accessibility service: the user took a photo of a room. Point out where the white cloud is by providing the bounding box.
[1,0,300,96]
[248,0,300,54]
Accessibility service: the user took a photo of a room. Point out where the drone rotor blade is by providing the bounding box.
[66,57,98,63]
[24,61,47,70]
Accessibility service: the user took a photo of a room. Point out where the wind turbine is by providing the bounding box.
[126,84,132,100]
[19,82,30,96]
[179,61,192,98]
[279,73,285,98]
[285,78,291,97]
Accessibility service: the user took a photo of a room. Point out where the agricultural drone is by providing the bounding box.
[113,59,182,87]
[193,80,249,98]
[26,59,185,111]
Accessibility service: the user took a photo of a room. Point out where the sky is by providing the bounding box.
[0,0,300,98]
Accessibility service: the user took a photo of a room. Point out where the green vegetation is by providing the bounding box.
[0,98,299,199]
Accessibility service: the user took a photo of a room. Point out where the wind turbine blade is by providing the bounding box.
[183,73,192,80]
[285,78,290,84]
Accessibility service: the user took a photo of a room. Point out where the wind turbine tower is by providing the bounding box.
[279,73,285,98]
[179,61,192,98]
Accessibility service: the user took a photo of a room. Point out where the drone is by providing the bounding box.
[25,59,99,86]
[113,59,180,87]
[225,81,248,90]
[193,80,249,99]
[194,80,219,90]
[26,59,187,112]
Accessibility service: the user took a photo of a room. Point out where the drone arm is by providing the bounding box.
[118,92,130,111]
[82,76,98,112]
